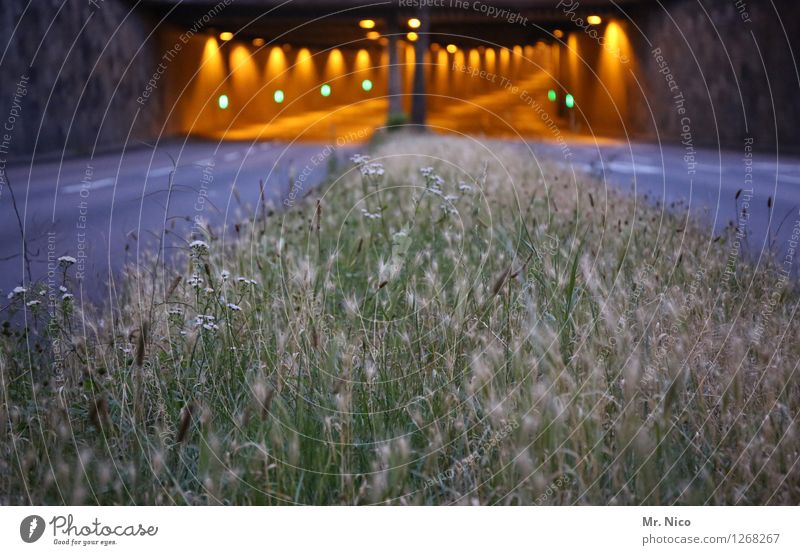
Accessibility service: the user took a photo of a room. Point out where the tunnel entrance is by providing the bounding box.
[161,11,636,145]
[165,33,572,142]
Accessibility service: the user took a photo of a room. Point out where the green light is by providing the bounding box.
[565,93,575,109]
[320,84,331,97]
[547,89,557,102]
[361,79,373,92]
[218,94,229,110]
[274,89,285,103]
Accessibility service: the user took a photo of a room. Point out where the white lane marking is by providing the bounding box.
[756,161,800,172]
[568,162,593,173]
[223,151,240,162]
[694,163,722,172]
[561,160,662,176]
[147,166,174,178]
[779,174,800,184]
[61,177,115,194]
[754,162,778,171]
[606,161,663,175]
[194,157,215,167]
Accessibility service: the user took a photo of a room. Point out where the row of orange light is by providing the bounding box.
[358,17,421,30]
[214,36,549,57]
[217,14,601,47]
[358,15,601,43]
[216,34,448,53]
[219,32,268,47]
[550,15,603,39]
[359,17,421,41]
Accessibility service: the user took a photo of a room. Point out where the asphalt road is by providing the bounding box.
[0,139,354,309]
[2,135,799,314]
[528,137,800,270]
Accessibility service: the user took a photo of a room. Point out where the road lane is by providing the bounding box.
[525,138,800,268]
[1,139,356,308]
[2,135,798,316]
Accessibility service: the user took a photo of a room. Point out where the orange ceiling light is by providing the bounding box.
[359,19,376,29]
[587,15,602,25]
[219,31,233,41]
[446,44,457,54]
[366,31,380,40]
[407,32,418,42]
[408,18,421,29]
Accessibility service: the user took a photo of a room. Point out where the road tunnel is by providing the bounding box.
[158,6,638,145]
[5,0,795,159]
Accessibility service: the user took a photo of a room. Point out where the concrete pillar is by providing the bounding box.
[410,8,430,128]
[386,10,404,124]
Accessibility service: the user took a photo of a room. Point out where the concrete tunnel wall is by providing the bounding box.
[627,0,800,152]
[0,0,164,161]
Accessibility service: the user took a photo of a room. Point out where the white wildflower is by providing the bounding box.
[220,270,230,281]
[226,303,242,311]
[194,314,216,327]
[421,166,445,189]
[26,300,41,307]
[58,256,77,266]
[188,273,203,288]
[189,240,210,256]
[360,208,382,220]
[7,286,26,299]
[360,162,385,177]
[62,293,74,301]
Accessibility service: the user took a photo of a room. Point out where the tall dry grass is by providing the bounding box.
[1,135,798,505]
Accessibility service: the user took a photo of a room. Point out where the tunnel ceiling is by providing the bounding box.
[142,0,647,48]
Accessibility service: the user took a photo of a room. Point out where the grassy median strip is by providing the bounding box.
[2,135,798,505]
